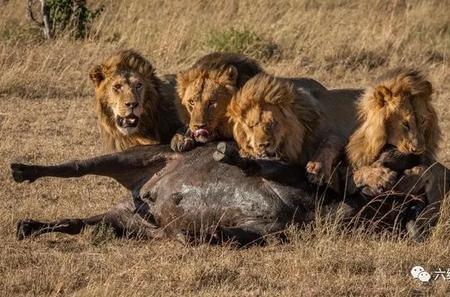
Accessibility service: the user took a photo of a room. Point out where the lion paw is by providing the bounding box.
[354,166,397,196]
[306,161,324,184]
[170,134,196,152]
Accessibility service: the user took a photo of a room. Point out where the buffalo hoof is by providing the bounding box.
[16,219,42,240]
[213,142,240,164]
[10,163,37,183]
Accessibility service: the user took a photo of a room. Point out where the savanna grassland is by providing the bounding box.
[1,0,450,296]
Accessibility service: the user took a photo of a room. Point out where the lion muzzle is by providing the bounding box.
[192,128,210,143]
[116,114,139,129]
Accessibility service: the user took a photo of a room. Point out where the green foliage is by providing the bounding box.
[205,28,280,61]
[46,0,103,38]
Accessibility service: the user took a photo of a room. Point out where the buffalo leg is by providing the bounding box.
[10,145,169,190]
[17,199,165,241]
[17,214,107,240]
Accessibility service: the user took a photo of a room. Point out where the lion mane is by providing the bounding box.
[346,68,441,168]
[89,50,181,152]
[175,52,263,131]
[228,73,321,163]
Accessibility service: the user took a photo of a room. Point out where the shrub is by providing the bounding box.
[27,0,103,39]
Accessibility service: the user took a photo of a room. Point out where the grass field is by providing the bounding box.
[1,0,450,295]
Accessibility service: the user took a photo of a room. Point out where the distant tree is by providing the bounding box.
[27,0,102,39]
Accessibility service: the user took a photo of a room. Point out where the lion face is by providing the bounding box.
[177,66,238,143]
[228,74,314,163]
[234,105,287,159]
[102,71,148,136]
[375,87,426,155]
[383,91,426,155]
[347,69,441,168]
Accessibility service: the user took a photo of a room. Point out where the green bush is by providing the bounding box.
[205,28,280,61]
[46,0,102,38]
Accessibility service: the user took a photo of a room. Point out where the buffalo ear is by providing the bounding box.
[219,65,238,86]
[89,65,105,87]
[373,85,392,107]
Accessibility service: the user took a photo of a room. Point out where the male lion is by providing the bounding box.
[227,73,359,189]
[170,52,327,152]
[346,69,441,193]
[89,50,182,152]
[346,69,446,239]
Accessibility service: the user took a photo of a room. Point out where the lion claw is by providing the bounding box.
[354,166,397,196]
[170,134,196,152]
[306,161,328,185]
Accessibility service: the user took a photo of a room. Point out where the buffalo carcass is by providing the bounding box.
[11,143,425,245]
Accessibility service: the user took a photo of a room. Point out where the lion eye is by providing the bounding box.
[113,84,122,91]
[135,82,143,90]
[403,121,410,131]
[188,99,195,106]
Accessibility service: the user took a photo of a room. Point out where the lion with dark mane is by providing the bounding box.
[89,50,182,152]
[170,52,327,152]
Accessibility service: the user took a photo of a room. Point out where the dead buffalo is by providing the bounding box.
[10,143,431,245]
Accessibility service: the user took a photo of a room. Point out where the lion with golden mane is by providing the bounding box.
[346,69,441,192]
[89,50,182,152]
[346,69,448,238]
[227,73,361,190]
[171,52,328,152]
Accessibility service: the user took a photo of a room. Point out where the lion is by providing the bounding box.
[89,50,182,152]
[227,73,359,189]
[170,52,328,152]
[346,68,441,194]
[345,68,446,239]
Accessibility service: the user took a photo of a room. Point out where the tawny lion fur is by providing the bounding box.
[346,69,441,168]
[89,50,181,152]
[175,52,263,141]
[227,73,321,163]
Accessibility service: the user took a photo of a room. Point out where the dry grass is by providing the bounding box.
[1,0,450,296]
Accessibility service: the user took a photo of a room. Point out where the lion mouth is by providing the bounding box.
[192,129,210,143]
[116,115,139,129]
[257,151,281,161]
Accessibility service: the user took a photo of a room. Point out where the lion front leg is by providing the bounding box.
[170,127,196,152]
[353,165,398,196]
[306,134,343,191]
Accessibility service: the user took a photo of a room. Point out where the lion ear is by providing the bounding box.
[176,70,190,98]
[89,65,105,87]
[421,80,433,98]
[219,65,238,86]
[373,85,392,107]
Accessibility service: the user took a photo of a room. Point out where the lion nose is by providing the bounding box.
[125,101,139,109]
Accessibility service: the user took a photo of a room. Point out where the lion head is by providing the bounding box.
[346,69,441,168]
[227,73,320,162]
[176,52,263,143]
[89,50,180,151]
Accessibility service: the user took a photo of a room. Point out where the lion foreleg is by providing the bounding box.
[306,134,344,192]
[170,126,196,152]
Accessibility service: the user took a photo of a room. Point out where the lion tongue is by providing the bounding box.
[193,129,209,141]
